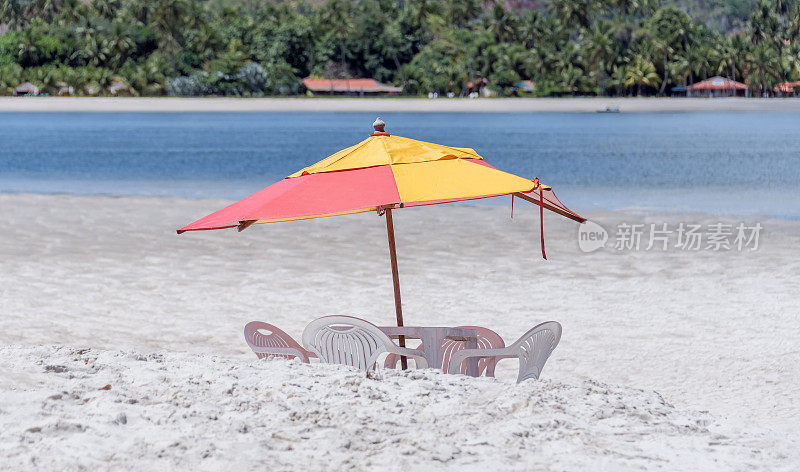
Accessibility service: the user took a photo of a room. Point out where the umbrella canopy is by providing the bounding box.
[178,122,583,233]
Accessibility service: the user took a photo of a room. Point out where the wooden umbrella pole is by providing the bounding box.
[385,207,408,370]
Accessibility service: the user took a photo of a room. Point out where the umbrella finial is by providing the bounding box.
[372,117,386,132]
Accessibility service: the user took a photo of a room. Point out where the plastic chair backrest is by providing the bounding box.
[244,321,308,361]
[509,321,562,382]
[302,316,395,370]
[442,326,505,375]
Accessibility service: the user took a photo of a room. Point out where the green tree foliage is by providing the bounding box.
[0,0,798,96]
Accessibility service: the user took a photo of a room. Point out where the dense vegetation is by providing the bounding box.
[1,0,799,96]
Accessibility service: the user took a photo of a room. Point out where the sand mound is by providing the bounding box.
[0,345,786,471]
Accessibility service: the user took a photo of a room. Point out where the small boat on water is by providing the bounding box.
[597,106,620,113]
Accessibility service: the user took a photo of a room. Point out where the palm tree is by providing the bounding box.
[730,35,751,87]
[548,0,591,30]
[26,0,63,23]
[689,43,713,83]
[585,23,616,94]
[27,65,60,94]
[406,0,437,43]
[786,3,800,45]
[775,0,791,16]
[624,54,659,95]
[54,0,85,24]
[611,63,628,95]
[148,0,196,71]
[714,35,742,92]
[372,7,414,92]
[489,2,518,51]
[780,42,800,92]
[124,0,150,24]
[93,67,115,95]
[91,0,123,19]
[319,0,355,77]
[446,0,482,28]
[748,0,779,47]
[0,64,23,94]
[648,8,690,95]
[1,0,23,29]
[105,21,134,69]
[668,53,690,90]
[747,41,780,96]
[134,55,168,95]
[15,28,41,67]
[612,0,655,19]
[71,20,111,67]
[517,10,542,50]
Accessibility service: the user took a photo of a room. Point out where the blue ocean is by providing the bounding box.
[1,112,798,218]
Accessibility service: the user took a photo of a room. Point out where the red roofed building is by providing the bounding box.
[686,76,749,97]
[774,80,800,94]
[302,78,403,95]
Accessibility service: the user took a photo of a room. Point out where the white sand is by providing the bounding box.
[1,348,788,471]
[1,193,799,470]
[5,96,800,113]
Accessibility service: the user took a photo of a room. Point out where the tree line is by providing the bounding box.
[1,0,798,97]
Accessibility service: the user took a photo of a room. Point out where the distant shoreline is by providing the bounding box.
[3,96,800,113]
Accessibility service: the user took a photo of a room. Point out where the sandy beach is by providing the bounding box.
[4,96,800,113]
[1,193,798,470]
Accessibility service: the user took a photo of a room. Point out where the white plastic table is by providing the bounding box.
[379,326,479,376]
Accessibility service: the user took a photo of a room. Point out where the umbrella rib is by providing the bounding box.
[380,134,393,165]
[512,192,585,223]
[303,137,375,175]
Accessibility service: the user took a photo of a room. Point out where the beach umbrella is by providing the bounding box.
[178,118,585,367]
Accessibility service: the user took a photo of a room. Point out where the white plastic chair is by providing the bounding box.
[447,321,562,383]
[384,326,505,376]
[244,321,316,363]
[302,316,429,371]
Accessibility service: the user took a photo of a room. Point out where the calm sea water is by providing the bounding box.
[1,112,799,218]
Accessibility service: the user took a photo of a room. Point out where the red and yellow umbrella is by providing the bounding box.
[178,119,585,364]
